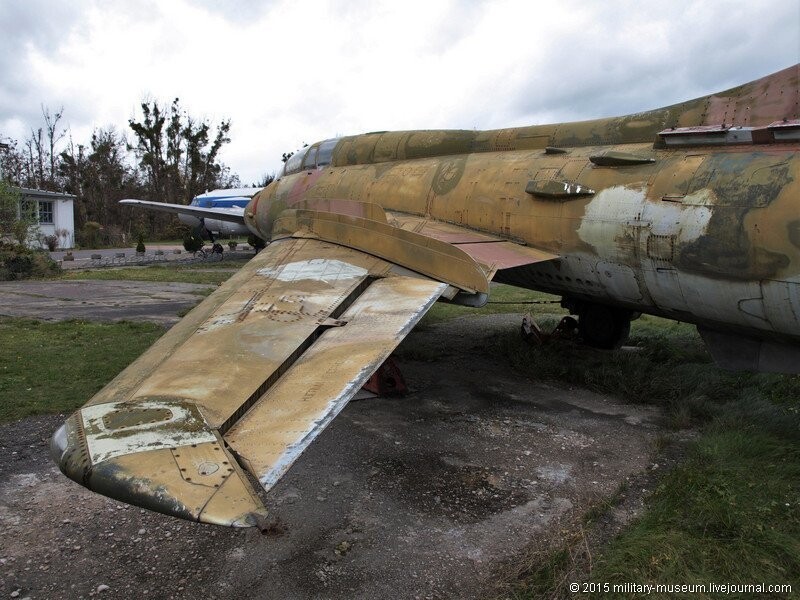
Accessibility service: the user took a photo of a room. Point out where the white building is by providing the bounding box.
[17,188,76,249]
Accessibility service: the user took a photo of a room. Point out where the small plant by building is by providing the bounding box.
[42,234,58,251]
[80,221,102,248]
[0,241,61,280]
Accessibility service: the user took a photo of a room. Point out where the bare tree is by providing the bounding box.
[43,105,67,189]
[3,97,242,242]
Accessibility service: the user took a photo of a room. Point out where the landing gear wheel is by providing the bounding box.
[578,304,631,349]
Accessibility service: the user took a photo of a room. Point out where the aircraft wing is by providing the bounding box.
[51,236,448,528]
[119,198,246,225]
[53,198,560,527]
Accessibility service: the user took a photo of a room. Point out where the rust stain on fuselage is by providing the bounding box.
[676,152,794,279]
[252,66,800,344]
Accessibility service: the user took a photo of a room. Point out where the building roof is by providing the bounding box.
[16,187,77,201]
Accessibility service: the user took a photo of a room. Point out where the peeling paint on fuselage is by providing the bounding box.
[577,185,712,261]
[254,141,800,345]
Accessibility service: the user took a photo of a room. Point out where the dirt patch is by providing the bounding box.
[367,454,528,524]
[1,311,665,599]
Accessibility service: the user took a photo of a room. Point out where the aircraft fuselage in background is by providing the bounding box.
[179,188,259,236]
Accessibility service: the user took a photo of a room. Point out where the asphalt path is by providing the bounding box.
[0,279,212,325]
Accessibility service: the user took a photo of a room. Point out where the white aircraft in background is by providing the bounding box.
[120,187,260,238]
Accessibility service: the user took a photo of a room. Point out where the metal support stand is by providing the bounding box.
[361,357,408,396]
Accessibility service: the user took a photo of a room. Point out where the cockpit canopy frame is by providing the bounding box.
[281,138,340,178]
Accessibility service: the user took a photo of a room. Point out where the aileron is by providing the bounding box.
[226,275,446,490]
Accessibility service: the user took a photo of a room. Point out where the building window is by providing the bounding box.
[38,201,54,224]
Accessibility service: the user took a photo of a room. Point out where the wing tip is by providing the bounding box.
[51,407,269,529]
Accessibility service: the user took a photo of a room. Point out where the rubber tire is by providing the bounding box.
[578,304,631,349]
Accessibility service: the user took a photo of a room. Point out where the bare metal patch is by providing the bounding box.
[577,185,712,258]
[80,400,216,465]
[256,259,368,284]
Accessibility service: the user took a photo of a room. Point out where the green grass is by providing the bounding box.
[583,421,800,598]
[500,316,800,598]
[60,261,246,285]
[0,318,164,422]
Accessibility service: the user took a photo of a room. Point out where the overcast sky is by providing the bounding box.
[1,0,798,186]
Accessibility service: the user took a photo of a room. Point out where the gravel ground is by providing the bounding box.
[0,280,667,599]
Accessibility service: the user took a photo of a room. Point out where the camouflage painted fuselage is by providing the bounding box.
[249,65,800,370]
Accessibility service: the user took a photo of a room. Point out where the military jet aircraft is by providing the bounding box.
[52,64,799,529]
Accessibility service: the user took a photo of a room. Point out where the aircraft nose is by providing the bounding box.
[243,194,264,237]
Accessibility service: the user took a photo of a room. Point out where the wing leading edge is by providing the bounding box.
[119,198,246,225]
[51,237,445,527]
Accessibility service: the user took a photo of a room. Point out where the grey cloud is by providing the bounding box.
[418,1,488,57]
[0,1,85,136]
[188,0,276,25]
[502,1,798,126]
[0,0,159,143]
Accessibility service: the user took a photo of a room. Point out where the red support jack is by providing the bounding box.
[361,357,407,396]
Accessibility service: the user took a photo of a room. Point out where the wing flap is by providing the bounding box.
[273,209,491,295]
[225,275,446,491]
[455,241,557,274]
[385,211,559,274]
